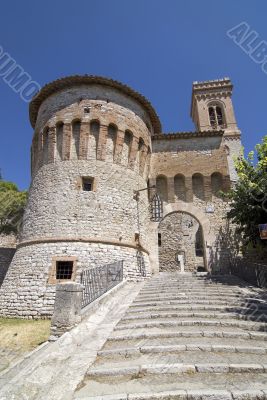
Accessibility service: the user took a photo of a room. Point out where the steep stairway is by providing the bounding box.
[74,272,267,399]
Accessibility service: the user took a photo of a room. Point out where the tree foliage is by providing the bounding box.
[0,179,27,234]
[227,136,267,245]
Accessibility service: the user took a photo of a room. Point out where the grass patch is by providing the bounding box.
[0,318,51,353]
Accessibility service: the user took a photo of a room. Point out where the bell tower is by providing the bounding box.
[190,78,240,136]
[191,77,242,183]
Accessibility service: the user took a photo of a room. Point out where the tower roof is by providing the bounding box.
[29,75,162,133]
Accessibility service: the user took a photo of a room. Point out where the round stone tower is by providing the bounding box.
[0,75,161,318]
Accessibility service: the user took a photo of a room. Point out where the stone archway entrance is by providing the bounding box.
[158,211,205,272]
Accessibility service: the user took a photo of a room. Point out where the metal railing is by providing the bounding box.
[231,258,267,288]
[81,260,124,308]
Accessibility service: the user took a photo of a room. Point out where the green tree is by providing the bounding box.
[0,179,27,234]
[227,135,267,245]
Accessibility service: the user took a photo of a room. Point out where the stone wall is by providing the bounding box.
[0,242,149,318]
[0,235,16,286]
[0,83,155,318]
[158,212,204,272]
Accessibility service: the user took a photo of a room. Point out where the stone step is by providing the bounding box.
[140,283,243,287]
[74,389,267,400]
[93,347,267,369]
[108,329,267,343]
[107,330,267,343]
[144,279,245,285]
[114,319,267,331]
[104,334,267,351]
[97,343,267,358]
[136,291,260,300]
[130,299,261,307]
[86,363,267,379]
[142,285,250,290]
[125,304,267,313]
[121,311,267,322]
[138,291,242,296]
[136,291,250,301]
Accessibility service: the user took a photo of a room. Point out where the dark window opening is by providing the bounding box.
[158,233,162,247]
[208,107,216,127]
[56,261,73,280]
[209,106,224,128]
[216,106,223,126]
[84,107,90,114]
[82,177,93,191]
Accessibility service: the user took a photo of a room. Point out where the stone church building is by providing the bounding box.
[0,75,241,317]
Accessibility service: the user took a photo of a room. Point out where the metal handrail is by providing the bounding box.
[80,260,124,308]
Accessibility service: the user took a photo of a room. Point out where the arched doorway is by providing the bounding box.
[158,211,205,272]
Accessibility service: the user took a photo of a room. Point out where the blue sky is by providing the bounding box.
[0,0,266,190]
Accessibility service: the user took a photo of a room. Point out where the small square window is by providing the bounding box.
[56,261,73,280]
[84,106,90,114]
[82,177,94,191]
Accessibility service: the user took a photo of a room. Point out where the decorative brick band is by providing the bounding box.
[17,237,150,255]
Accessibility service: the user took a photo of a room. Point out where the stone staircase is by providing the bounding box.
[74,272,267,399]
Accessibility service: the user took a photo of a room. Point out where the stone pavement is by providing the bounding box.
[1,273,267,399]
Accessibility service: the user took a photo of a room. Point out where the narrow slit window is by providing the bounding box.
[56,261,73,280]
[158,233,162,247]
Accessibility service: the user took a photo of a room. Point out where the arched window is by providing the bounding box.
[174,174,186,201]
[211,172,223,197]
[156,175,168,202]
[208,105,225,128]
[192,173,205,200]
